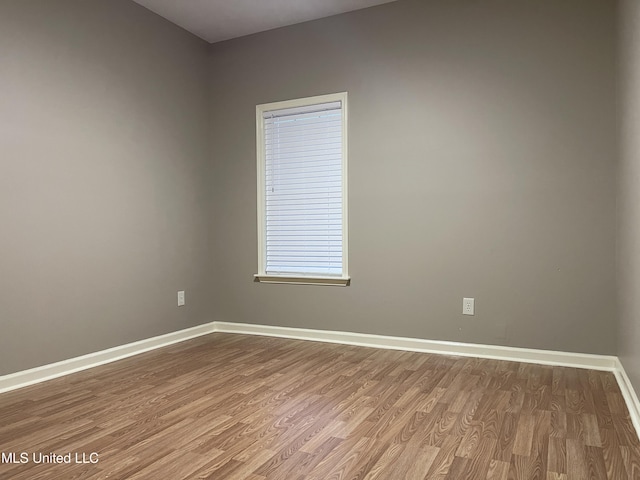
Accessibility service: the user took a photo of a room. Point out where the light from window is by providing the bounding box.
[255,93,349,286]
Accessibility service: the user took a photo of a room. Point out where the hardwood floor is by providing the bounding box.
[0,333,639,479]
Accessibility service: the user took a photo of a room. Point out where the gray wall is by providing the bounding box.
[0,0,212,375]
[208,0,618,354]
[619,0,640,393]
[0,0,621,377]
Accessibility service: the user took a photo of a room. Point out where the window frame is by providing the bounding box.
[254,92,349,286]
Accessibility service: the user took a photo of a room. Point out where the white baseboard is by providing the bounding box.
[213,321,618,371]
[0,322,216,394]
[1,319,637,443]
[614,358,640,442]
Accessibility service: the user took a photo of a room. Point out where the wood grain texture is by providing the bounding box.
[0,333,638,479]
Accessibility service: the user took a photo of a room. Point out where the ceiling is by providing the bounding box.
[132,0,400,44]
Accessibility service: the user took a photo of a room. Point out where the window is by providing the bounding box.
[255,92,349,286]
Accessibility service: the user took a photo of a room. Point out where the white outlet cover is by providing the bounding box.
[463,297,474,315]
[178,291,185,307]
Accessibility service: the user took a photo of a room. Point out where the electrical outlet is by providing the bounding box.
[463,297,474,315]
[178,291,185,307]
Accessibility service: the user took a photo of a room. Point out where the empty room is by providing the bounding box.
[1,0,640,478]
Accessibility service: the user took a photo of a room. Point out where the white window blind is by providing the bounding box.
[257,94,348,282]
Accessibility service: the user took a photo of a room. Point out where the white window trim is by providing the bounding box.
[255,92,349,286]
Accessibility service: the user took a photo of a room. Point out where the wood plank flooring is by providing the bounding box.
[0,333,639,479]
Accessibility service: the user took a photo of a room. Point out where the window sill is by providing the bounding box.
[254,274,350,286]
